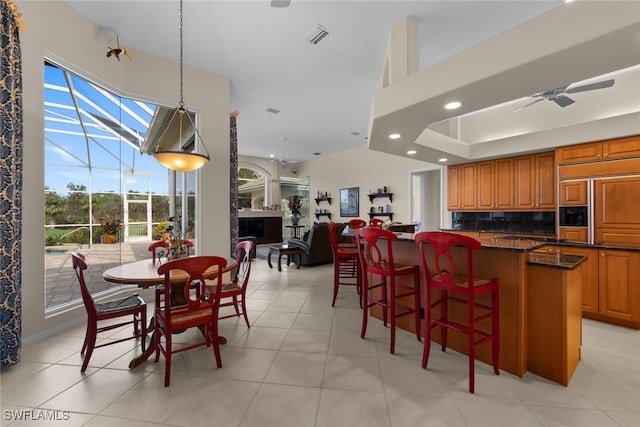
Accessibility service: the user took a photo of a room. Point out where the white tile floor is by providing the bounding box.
[2,258,640,427]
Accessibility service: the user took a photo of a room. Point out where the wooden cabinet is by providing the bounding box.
[598,249,640,323]
[514,152,555,210]
[559,180,587,205]
[558,227,588,242]
[556,142,603,164]
[477,158,513,210]
[539,245,640,327]
[556,135,640,165]
[447,164,477,210]
[602,135,640,160]
[594,176,640,245]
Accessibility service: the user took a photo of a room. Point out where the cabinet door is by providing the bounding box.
[598,250,640,322]
[495,158,514,209]
[559,180,588,205]
[460,163,477,209]
[536,152,556,209]
[602,135,640,160]
[594,176,640,245]
[514,155,536,209]
[447,165,462,210]
[556,142,602,165]
[476,161,495,209]
[558,227,588,242]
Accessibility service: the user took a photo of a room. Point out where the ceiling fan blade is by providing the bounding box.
[513,97,545,112]
[566,79,614,94]
[553,95,575,107]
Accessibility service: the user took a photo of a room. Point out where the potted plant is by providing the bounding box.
[101,219,122,244]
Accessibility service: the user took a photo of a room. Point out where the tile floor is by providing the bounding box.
[2,258,640,427]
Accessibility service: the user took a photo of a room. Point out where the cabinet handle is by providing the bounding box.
[601,253,606,257]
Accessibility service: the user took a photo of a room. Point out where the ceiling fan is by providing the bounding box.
[515,79,615,111]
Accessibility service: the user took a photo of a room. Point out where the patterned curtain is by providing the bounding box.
[229,111,239,256]
[0,0,24,368]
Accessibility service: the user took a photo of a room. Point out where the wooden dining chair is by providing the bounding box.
[155,255,227,387]
[71,252,147,372]
[213,240,254,328]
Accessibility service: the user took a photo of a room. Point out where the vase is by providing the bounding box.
[104,233,117,244]
[291,213,300,225]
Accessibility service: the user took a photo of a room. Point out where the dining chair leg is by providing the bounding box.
[81,324,97,372]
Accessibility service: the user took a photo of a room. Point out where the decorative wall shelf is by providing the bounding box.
[368,212,393,221]
[315,197,332,205]
[315,212,332,220]
[368,193,393,203]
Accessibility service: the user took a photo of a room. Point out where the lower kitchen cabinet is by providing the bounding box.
[535,245,639,328]
[598,249,640,325]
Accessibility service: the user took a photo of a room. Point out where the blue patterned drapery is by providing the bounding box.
[0,0,24,368]
[229,111,239,256]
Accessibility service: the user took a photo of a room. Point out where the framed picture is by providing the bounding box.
[340,187,359,217]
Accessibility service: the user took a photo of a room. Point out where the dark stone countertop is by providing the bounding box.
[527,252,587,270]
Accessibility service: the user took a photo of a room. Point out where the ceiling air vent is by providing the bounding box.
[305,25,330,45]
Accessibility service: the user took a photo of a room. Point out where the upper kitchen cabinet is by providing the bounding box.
[594,176,640,245]
[557,135,640,165]
[559,180,588,206]
[514,152,556,210]
[477,158,514,210]
[447,163,477,210]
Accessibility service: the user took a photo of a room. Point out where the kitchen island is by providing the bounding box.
[375,233,585,384]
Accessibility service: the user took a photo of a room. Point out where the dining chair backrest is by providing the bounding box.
[348,219,366,230]
[414,231,481,284]
[233,240,253,288]
[71,252,95,315]
[355,226,399,275]
[156,255,227,314]
[369,218,385,228]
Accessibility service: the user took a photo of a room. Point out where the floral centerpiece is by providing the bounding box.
[160,216,189,260]
[288,195,302,225]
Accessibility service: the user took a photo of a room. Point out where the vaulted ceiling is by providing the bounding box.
[66,0,640,166]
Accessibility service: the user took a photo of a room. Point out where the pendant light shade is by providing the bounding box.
[151,0,210,172]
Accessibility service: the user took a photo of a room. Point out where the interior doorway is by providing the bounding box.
[410,168,443,232]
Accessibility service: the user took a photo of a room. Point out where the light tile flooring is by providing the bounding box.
[2,258,640,427]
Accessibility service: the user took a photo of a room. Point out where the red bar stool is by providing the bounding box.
[328,222,360,307]
[369,218,384,228]
[356,227,420,353]
[343,219,366,248]
[414,231,500,393]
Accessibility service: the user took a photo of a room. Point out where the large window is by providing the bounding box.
[44,60,196,313]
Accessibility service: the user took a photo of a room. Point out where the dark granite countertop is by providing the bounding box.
[527,252,587,270]
[395,233,546,253]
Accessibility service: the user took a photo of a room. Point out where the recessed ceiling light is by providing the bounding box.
[444,101,461,110]
[407,150,417,155]
[312,152,322,156]
[438,158,448,162]
[269,154,275,158]
[389,133,401,140]
[266,108,280,114]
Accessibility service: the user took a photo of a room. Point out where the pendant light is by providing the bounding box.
[152,0,210,172]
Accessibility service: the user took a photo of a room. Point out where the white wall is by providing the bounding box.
[298,145,440,225]
[19,2,230,341]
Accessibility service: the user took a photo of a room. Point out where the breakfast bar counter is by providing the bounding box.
[377,233,584,383]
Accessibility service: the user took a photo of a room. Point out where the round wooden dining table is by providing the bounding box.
[103,256,237,368]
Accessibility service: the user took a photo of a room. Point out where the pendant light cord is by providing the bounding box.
[179,0,185,109]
